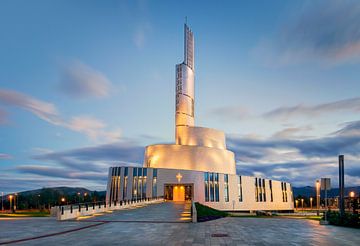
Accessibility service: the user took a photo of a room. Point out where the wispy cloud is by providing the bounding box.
[0,153,12,159]
[133,22,151,49]
[254,0,360,65]
[228,121,360,186]
[60,60,112,99]
[210,106,250,120]
[263,97,360,119]
[0,88,120,142]
[0,108,8,124]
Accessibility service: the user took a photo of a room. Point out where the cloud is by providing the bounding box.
[255,0,360,65]
[60,60,112,98]
[16,165,106,181]
[210,106,250,120]
[263,97,360,119]
[272,126,313,139]
[133,23,151,49]
[0,88,120,142]
[0,89,60,125]
[228,122,360,186]
[0,108,8,124]
[0,153,12,159]
[334,120,360,136]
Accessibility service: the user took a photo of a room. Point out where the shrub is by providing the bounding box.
[195,202,228,222]
[325,211,360,228]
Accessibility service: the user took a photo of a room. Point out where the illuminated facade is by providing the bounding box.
[106,24,294,212]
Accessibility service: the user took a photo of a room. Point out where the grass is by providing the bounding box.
[195,202,228,222]
[0,210,50,217]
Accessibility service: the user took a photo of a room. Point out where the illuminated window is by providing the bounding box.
[238,176,243,202]
[224,174,229,202]
[204,172,209,202]
[255,178,258,202]
[123,167,128,200]
[210,173,214,202]
[269,180,273,202]
[152,169,157,197]
[133,168,138,199]
[142,168,147,198]
[262,179,266,202]
[215,173,219,202]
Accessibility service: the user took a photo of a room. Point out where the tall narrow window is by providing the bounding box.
[209,172,214,202]
[132,168,138,199]
[238,176,243,202]
[262,179,266,202]
[137,168,142,199]
[142,168,147,198]
[284,182,288,202]
[123,167,128,200]
[214,173,219,202]
[255,178,258,202]
[269,180,273,202]
[152,169,157,197]
[259,178,263,202]
[224,174,229,202]
[204,172,209,202]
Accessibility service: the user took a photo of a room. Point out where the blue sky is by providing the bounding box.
[1,0,360,193]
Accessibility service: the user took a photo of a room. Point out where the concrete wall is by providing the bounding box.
[57,198,163,220]
[107,167,294,212]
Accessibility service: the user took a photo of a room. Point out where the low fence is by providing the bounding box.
[56,197,164,220]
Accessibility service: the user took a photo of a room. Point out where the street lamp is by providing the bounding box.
[349,191,355,198]
[295,200,299,210]
[316,180,320,216]
[77,192,81,203]
[301,198,304,211]
[310,197,313,210]
[9,195,13,212]
[61,197,66,203]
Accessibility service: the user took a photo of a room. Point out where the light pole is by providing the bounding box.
[316,180,320,216]
[9,195,13,212]
[77,192,81,203]
[301,198,304,212]
[310,197,313,210]
[295,200,299,211]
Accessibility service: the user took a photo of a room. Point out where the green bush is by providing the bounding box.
[195,202,228,222]
[325,211,360,228]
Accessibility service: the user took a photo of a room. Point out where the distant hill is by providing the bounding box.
[293,186,360,198]
[1,187,106,210]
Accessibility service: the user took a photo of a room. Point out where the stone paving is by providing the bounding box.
[0,202,359,245]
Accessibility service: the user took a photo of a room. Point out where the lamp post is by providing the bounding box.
[295,200,299,211]
[301,198,304,212]
[9,195,13,212]
[310,197,313,210]
[77,192,81,203]
[316,180,320,216]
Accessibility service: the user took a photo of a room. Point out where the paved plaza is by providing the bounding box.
[0,202,359,245]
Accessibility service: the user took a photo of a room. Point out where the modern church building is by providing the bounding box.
[106,24,294,212]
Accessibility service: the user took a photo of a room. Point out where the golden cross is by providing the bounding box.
[176,173,183,183]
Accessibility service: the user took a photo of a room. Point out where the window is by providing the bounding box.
[214,173,219,202]
[281,182,287,202]
[133,168,138,199]
[204,172,209,202]
[255,178,258,202]
[142,168,147,198]
[224,174,229,202]
[259,178,262,202]
[238,176,243,202]
[269,180,273,202]
[262,179,266,202]
[209,173,214,202]
[123,167,128,200]
[152,169,157,198]
[204,172,219,202]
